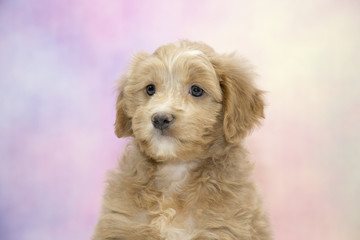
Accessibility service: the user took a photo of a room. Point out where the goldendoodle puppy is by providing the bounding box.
[92,41,272,240]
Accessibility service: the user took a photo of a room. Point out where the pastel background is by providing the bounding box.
[0,0,359,239]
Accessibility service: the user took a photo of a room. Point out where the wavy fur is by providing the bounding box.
[92,40,272,240]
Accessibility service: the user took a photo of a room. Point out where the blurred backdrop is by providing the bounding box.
[0,0,359,239]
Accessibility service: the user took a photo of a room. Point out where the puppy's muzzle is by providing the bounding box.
[151,112,175,130]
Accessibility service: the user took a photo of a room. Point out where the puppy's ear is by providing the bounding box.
[114,52,149,138]
[114,76,132,138]
[212,54,265,143]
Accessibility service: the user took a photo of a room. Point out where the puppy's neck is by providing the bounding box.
[154,160,197,194]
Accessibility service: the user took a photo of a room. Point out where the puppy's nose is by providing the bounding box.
[151,112,175,130]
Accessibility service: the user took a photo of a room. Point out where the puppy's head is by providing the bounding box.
[115,41,264,161]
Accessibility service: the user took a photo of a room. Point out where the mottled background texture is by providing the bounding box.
[1,0,359,239]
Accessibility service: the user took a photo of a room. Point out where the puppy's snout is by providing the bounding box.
[151,112,175,130]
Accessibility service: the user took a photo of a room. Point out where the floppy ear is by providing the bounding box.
[114,76,132,138]
[114,52,150,138]
[212,54,265,143]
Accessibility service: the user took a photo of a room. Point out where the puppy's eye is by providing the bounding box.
[189,85,205,97]
[146,84,156,96]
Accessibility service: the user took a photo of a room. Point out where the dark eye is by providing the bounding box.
[146,84,156,96]
[189,85,205,97]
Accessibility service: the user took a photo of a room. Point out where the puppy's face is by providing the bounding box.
[115,41,264,161]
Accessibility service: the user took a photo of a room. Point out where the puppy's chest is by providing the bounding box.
[147,162,198,239]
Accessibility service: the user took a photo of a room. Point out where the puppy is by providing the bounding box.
[92,41,272,240]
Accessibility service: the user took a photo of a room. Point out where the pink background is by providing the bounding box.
[1,0,359,239]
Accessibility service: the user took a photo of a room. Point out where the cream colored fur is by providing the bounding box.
[92,40,272,240]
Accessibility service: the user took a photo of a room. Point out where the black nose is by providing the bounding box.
[151,112,175,130]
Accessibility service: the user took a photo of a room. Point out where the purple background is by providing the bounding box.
[1,0,359,239]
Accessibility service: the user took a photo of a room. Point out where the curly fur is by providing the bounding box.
[92,40,272,240]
